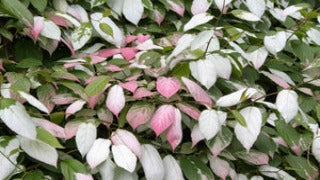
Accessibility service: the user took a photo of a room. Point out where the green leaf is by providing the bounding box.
[179,156,214,180]
[99,23,113,37]
[0,98,16,110]
[24,170,45,180]
[1,0,33,23]
[16,58,42,68]
[171,62,190,78]
[14,40,43,62]
[60,158,88,180]
[231,110,247,127]
[0,28,13,41]
[275,120,300,147]
[142,0,153,10]
[36,128,64,149]
[30,0,47,12]
[84,76,109,96]
[291,40,314,62]
[286,155,318,179]
[118,105,130,128]
[60,81,88,100]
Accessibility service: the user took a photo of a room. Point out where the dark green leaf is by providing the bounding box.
[84,76,109,96]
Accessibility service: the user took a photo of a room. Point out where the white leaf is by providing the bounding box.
[0,137,20,180]
[307,28,320,46]
[232,10,261,22]
[67,5,89,23]
[18,91,49,114]
[269,68,295,85]
[312,136,320,162]
[191,0,212,15]
[206,54,232,79]
[0,101,37,139]
[40,19,61,40]
[18,136,58,167]
[91,13,125,48]
[191,30,213,51]
[269,8,287,22]
[199,110,221,140]
[246,0,266,18]
[246,47,268,70]
[91,0,107,8]
[122,0,144,25]
[259,165,295,180]
[168,34,194,59]
[209,156,231,180]
[76,123,97,157]
[1,83,11,98]
[235,107,262,151]
[184,13,214,31]
[86,139,111,169]
[107,0,124,15]
[71,24,93,50]
[106,85,125,117]
[99,158,116,180]
[276,90,299,123]
[216,88,258,107]
[214,0,232,11]
[190,59,217,89]
[140,144,165,180]
[112,144,137,173]
[163,155,184,180]
[264,31,287,55]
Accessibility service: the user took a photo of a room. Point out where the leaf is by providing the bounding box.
[231,110,247,127]
[71,23,93,50]
[163,155,184,180]
[156,77,181,99]
[122,0,144,25]
[176,103,200,120]
[259,165,295,180]
[16,58,43,68]
[214,0,232,11]
[86,139,111,169]
[237,151,269,165]
[166,109,183,150]
[246,47,268,70]
[0,99,37,139]
[30,0,47,12]
[191,0,212,15]
[106,85,125,117]
[206,126,233,157]
[307,28,320,45]
[179,156,214,180]
[150,105,175,136]
[181,77,212,107]
[216,88,258,107]
[36,128,64,148]
[184,13,214,31]
[209,156,231,180]
[0,137,20,180]
[206,54,232,79]
[76,123,97,157]
[286,155,318,179]
[24,170,44,180]
[1,0,33,24]
[264,31,287,55]
[234,106,262,151]
[60,159,88,180]
[112,144,137,173]
[0,28,13,41]
[91,0,107,8]
[199,110,221,140]
[18,91,49,114]
[18,136,58,167]
[32,118,65,139]
[312,136,320,162]
[60,81,88,100]
[231,10,261,22]
[276,90,299,123]
[126,103,155,130]
[140,144,165,180]
[65,100,86,119]
[190,59,217,89]
[111,129,142,158]
[85,76,109,96]
[245,0,266,18]
[40,19,61,40]
[291,40,314,62]
[99,23,114,37]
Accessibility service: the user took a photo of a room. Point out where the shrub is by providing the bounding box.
[1,0,320,179]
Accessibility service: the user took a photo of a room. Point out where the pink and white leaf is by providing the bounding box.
[64,121,82,140]
[177,103,200,120]
[133,88,154,99]
[65,100,86,119]
[156,77,181,99]
[163,155,184,180]
[209,156,231,180]
[166,109,183,150]
[126,104,154,130]
[191,0,212,15]
[181,77,212,108]
[75,173,94,180]
[261,71,290,89]
[150,105,176,136]
[32,16,44,41]
[191,125,205,147]
[111,129,142,158]
[106,85,125,117]
[119,81,138,93]
[32,118,66,139]
[167,0,185,16]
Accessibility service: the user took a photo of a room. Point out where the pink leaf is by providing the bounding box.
[181,77,212,108]
[137,34,150,43]
[176,103,200,120]
[126,103,155,130]
[61,38,75,56]
[106,65,123,72]
[97,48,120,58]
[65,100,86,119]
[85,76,98,85]
[106,85,125,117]
[32,16,44,41]
[64,121,82,140]
[150,105,175,136]
[75,173,94,180]
[88,84,109,109]
[166,109,182,150]
[261,71,290,89]
[119,81,138,93]
[209,157,231,180]
[89,55,106,64]
[156,77,181,99]
[167,0,185,16]
[133,88,155,99]
[32,118,65,139]
[125,74,142,81]
[51,94,77,105]
[64,62,83,68]
[126,35,137,43]
[111,129,142,158]
[49,14,69,28]
[121,47,137,61]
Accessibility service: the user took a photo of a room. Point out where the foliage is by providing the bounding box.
[1,0,320,179]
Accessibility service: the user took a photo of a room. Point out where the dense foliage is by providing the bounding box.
[1,0,320,179]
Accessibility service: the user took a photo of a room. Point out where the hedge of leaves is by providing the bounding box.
[1,0,320,179]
